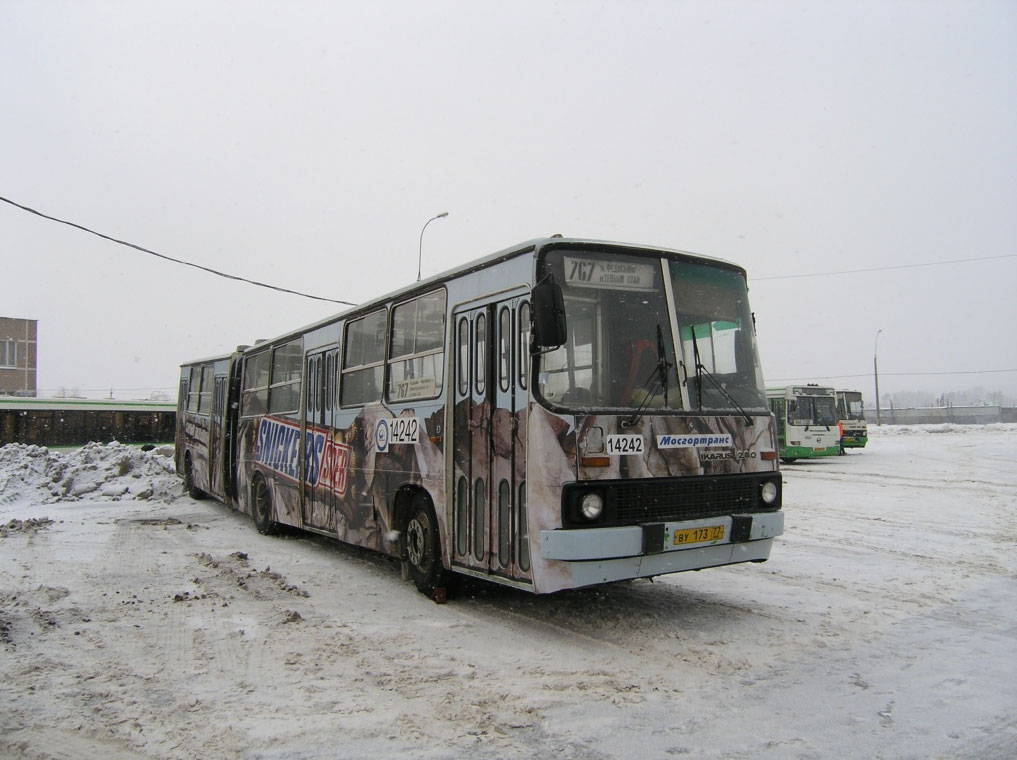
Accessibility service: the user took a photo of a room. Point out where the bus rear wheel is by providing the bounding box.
[252,475,278,535]
[405,496,451,598]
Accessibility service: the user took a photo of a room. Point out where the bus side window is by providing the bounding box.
[268,340,302,416]
[308,355,320,416]
[197,365,214,414]
[475,312,486,395]
[388,290,446,402]
[518,302,530,391]
[325,351,336,412]
[499,306,511,393]
[187,366,202,413]
[341,310,386,407]
[241,351,270,417]
[457,317,470,396]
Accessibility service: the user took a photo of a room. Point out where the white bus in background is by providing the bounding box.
[766,384,840,463]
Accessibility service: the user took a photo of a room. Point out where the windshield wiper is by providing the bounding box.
[688,328,753,426]
[656,323,669,407]
[689,327,704,409]
[621,324,671,428]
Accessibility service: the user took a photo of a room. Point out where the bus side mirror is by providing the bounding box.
[734,328,752,373]
[531,276,567,350]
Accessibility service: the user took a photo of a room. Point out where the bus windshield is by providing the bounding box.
[536,248,767,413]
[841,392,865,420]
[791,394,838,426]
[670,259,768,412]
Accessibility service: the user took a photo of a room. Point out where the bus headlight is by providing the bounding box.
[579,492,604,521]
[760,480,779,505]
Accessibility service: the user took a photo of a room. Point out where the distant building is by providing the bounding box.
[0,317,37,397]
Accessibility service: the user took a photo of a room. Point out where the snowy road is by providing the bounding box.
[1,426,1015,759]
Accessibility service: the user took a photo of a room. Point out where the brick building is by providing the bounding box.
[0,317,37,396]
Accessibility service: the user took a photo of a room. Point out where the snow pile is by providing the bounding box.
[0,516,55,537]
[870,422,1017,436]
[0,442,182,506]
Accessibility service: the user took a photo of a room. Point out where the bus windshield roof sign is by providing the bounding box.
[563,256,656,292]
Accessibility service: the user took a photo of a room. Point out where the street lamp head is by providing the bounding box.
[418,212,450,281]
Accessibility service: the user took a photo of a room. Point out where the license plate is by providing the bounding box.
[673,525,725,546]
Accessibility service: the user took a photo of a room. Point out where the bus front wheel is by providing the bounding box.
[405,495,451,598]
[252,476,278,535]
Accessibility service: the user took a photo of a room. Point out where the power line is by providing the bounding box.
[1,194,355,306]
[754,253,1016,281]
[769,368,1017,381]
[7,193,1015,296]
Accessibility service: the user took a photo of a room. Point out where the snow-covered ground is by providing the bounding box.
[1,427,1015,759]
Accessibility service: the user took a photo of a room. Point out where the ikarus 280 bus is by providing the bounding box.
[177,237,784,598]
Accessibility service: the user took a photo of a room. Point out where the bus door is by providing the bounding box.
[770,398,787,447]
[210,374,227,498]
[453,293,531,583]
[223,356,242,502]
[303,347,340,531]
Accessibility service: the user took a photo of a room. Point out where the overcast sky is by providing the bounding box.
[3,0,1015,404]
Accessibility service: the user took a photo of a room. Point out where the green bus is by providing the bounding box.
[766,385,840,463]
[836,389,868,451]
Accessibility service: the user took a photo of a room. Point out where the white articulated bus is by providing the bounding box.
[177,238,783,598]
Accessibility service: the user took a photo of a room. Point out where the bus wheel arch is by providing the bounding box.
[183,452,205,500]
[251,473,278,535]
[398,488,452,598]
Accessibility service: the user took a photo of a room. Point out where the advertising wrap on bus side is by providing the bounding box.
[177,237,784,598]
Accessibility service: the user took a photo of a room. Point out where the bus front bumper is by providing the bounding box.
[783,444,839,458]
[540,511,784,588]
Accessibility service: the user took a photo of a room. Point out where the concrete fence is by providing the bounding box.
[862,405,1017,425]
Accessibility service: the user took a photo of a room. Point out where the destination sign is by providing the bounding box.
[563,257,656,291]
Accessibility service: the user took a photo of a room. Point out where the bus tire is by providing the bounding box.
[251,475,278,535]
[184,454,206,500]
[405,494,451,599]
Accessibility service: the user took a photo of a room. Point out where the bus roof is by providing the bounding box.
[766,385,836,396]
[200,237,748,359]
[179,352,239,370]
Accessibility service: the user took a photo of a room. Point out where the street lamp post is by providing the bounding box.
[417,212,449,281]
[874,329,883,426]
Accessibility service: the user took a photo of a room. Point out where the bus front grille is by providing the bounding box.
[563,473,780,528]
[615,477,756,522]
